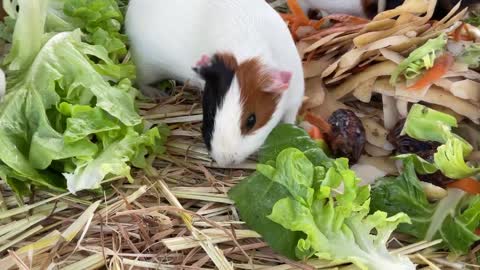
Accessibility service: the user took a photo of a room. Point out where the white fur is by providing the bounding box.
[125,0,305,165]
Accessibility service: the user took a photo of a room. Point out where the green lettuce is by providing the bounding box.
[398,104,479,179]
[465,10,480,27]
[0,0,169,195]
[371,160,480,255]
[390,33,447,84]
[458,44,480,69]
[229,124,415,269]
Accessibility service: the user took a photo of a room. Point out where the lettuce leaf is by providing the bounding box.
[0,0,169,195]
[434,138,480,179]
[458,44,480,69]
[230,124,415,269]
[399,104,479,179]
[371,160,480,255]
[266,148,413,270]
[465,10,480,27]
[390,34,447,85]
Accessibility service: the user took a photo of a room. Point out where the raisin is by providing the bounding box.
[327,109,366,164]
[387,119,441,162]
[417,171,455,188]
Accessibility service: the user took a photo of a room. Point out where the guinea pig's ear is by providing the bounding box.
[263,69,292,94]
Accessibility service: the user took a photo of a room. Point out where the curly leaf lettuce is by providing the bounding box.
[458,44,480,69]
[390,33,447,84]
[0,0,169,195]
[371,160,480,255]
[230,124,415,269]
[265,149,414,270]
[399,104,479,179]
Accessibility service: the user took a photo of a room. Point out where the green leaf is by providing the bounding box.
[264,148,315,206]
[228,172,304,259]
[259,124,320,164]
[231,123,414,269]
[266,149,414,270]
[3,0,48,70]
[458,44,480,69]
[59,102,121,142]
[394,154,438,175]
[371,160,480,255]
[390,33,447,84]
[0,16,16,43]
[401,103,458,144]
[434,137,480,179]
[0,0,168,195]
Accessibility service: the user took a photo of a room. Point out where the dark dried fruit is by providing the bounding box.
[417,171,455,188]
[307,8,322,20]
[388,119,452,187]
[327,109,366,164]
[387,118,406,145]
[396,137,442,162]
[387,119,441,162]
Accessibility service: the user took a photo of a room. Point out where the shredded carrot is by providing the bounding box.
[287,0,309,22]
[281,0,327,39]
[305,112,332,136]
[476,228,480,236]
[407,53,455,91]
[447,178,480,195]
[308,125,323,140]
[449,23,475,41]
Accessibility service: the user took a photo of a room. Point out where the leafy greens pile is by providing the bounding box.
[371,104,480,256]
[229,124,416,270]
[0,0,168,195]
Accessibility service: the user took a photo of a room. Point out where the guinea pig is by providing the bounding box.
[125,0,305,166]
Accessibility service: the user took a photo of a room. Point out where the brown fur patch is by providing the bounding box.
[215,52,239,71]
[236,58,280,135]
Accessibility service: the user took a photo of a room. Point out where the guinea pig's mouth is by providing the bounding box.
[209,150,248,167]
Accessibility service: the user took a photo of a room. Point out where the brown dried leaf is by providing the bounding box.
[308,91,349,120]
[374,78,480,123]
[304,32,344,53]
[450,80,480,102]
[330,61,397,99]
[362,18,396,32]
[303,77,326,110]
[364,143,392,157]
[303,53,336,79]
[373,0,430,21]
[379,48,404,64]
[353,78,376,103]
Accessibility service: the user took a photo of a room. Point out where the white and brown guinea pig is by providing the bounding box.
[125,0,305,166]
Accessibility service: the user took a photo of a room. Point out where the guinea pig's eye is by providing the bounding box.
[246,114,256,130]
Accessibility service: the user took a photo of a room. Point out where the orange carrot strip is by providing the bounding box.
[407,53,455,91]
[305,112,332,136]
[287,0,309,22]
[447,178,480,195]
[308,125,323,140]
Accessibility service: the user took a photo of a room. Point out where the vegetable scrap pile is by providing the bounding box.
[0,0,168,196]
[229,0,480,267]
